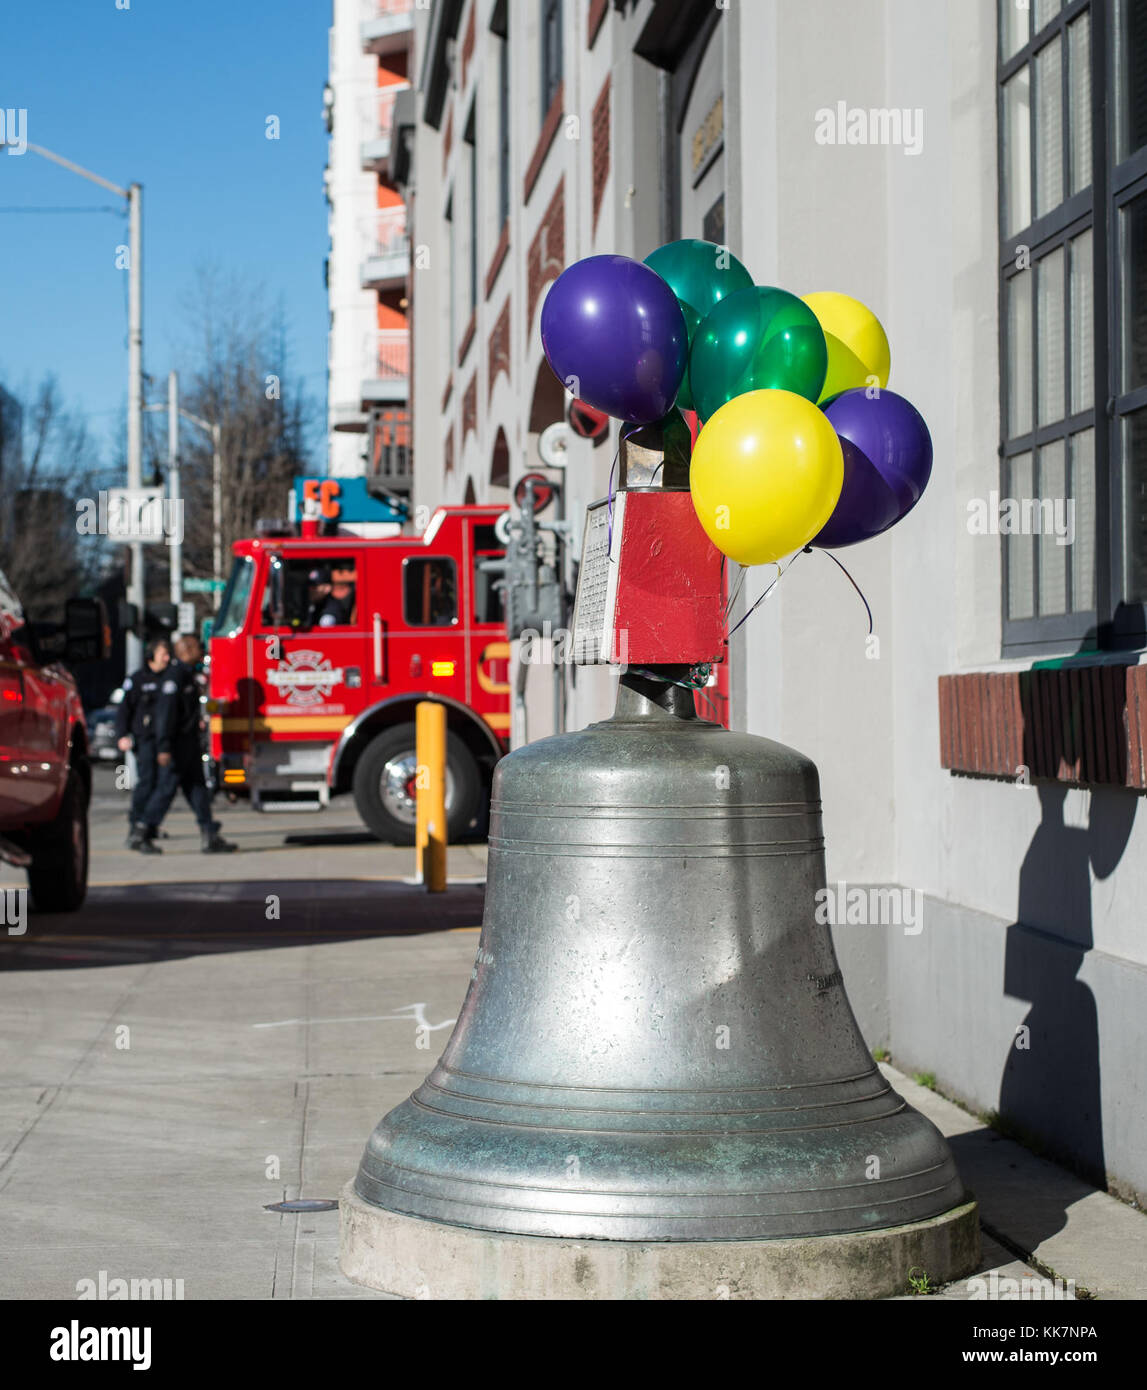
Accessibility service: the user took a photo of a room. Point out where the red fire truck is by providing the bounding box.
[207,505,510,843]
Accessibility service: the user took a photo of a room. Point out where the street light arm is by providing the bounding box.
[178,409,217,436]
[25,143,128,199]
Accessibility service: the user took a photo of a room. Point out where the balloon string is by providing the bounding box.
[605,447,619,562]
[725,554,796,640]
[723,563,747,624]
[722,548,876,642]
[818,548,874,635]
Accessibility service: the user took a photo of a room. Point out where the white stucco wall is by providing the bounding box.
[729,0,1147,970]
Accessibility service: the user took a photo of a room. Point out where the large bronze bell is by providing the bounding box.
[354,668,967,1241]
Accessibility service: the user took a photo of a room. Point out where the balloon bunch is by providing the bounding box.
[540,241,932,572]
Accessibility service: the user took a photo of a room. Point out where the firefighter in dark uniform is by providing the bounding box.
[117,638,172,852]
[305,565,356,628]
[140,635,237,853]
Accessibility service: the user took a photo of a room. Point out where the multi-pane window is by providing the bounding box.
[498,30,510,229]
[999,0,1096,645]
[541,0,562,117]
[465,109,478,314]
[1114,0,1147,613]
[445,194,456,352]
[1000,0,1147,648]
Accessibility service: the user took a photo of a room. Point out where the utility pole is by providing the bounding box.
[167,371,181,607]
[126,183,144,671]
[173,406,224,608]
[14,144,145,671]
[213,423,223,594]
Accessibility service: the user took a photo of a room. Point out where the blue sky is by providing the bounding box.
[0,0,330,478]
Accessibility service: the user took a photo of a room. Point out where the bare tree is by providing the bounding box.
[0,375,107,621]
[174,266,316,588]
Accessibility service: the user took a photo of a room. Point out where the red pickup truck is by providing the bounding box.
[0,566,105,913]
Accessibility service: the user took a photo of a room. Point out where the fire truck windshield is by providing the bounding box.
[213,556,256,638]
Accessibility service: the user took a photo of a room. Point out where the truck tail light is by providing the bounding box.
[0,672,23,705]
[223,768,246,785]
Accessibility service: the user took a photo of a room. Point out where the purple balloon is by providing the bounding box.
[541,255,689,424]
[814,389,933,549]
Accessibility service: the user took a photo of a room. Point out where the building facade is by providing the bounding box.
[325,0,414,497]
[398,0,1147,1206]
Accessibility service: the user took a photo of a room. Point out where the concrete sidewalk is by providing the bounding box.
[2,921,1143,1299]
[0,776,1142,1300]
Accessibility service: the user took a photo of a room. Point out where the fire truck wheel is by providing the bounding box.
[27,767,90,913]
[353,723,482,845]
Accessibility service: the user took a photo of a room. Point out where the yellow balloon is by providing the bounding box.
[690,389,844,566]
[801,291,891,404]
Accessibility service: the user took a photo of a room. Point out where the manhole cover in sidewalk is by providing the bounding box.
[264,1199,340,1213]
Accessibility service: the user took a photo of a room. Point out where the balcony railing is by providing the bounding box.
[363,0,413,17]
[369,407,412,490]
[363,329,410,402]
[360,85,409,166]
[361,0,414,57]
[363,206,408,260]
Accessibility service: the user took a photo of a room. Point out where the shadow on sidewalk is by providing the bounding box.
[0,878,486,971]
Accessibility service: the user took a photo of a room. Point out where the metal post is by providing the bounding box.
[126,182,144,673]
[415,701,447,892]
[167,371,181,609]
[212,423,223,600]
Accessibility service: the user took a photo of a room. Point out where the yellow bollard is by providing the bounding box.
[415,701,447,893]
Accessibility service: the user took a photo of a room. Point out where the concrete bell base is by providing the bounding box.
[339,1182,981,1300]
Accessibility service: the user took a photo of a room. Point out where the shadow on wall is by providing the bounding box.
[993,642,1138,1217]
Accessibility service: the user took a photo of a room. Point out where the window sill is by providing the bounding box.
[938,662,1147,790]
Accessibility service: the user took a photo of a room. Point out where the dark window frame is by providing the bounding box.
[999,0,1102,653]
[402,556,459,628]
[464,105,478,315]
[1108,0,1147,644]
[999,0,1147,653]
[497,26,510,229]
[541,0,563,119]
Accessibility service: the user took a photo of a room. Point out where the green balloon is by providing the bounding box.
[676,300,702,412]
[689,287,828,422]
[643,239,754,319]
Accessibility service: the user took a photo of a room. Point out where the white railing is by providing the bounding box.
[362,206,408,262]
[370,407,412,483]
[362,0,413,19]
[365,329,410,382]
[360,84,409,149]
